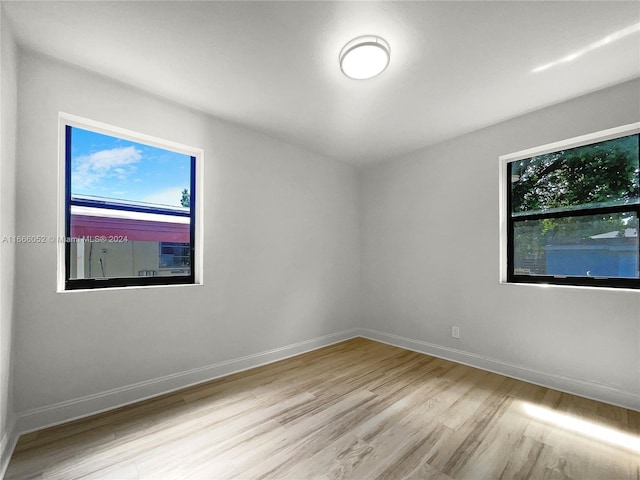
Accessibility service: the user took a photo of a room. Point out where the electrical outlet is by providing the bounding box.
[451,325,460,339]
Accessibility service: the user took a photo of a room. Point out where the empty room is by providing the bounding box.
[0,1,639,479]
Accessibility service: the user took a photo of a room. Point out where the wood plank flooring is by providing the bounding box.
[6,338,639,479]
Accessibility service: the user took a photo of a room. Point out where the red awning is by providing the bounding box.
[71,214,190,243]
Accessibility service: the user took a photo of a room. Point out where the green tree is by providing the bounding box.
[180,188,190,208]
[511,135,639,214]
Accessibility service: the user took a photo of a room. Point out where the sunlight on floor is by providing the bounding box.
[522,402,640,453]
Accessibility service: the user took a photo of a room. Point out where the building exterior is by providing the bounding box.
[69,195,191,279]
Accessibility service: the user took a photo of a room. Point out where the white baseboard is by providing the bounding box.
[1,416,18,480]
[356,328,640,412]
[16,329,359,435]
[12,326,639,444]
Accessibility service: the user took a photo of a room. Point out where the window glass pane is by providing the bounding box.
[68,127,192,282]
[159,242,191,271]
[513,212,639,279]
[511,134,639,216]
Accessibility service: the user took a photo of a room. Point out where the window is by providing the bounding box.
[60,115,202,290]
[501,123,640,289]
[159,242,191,271]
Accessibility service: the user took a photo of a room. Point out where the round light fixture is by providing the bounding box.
[340,35,390,80]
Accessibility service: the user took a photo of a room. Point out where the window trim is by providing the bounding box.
[499,122,640,290]
[57,113,204,292]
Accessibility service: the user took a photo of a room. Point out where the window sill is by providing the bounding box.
[56,282,204,294]
[499,280,638,293]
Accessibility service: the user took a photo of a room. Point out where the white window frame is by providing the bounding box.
[499,122,640,288]
[57,112,204,292]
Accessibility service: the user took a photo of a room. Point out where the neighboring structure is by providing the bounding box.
[69,195,191,279]
[546,228,638,278]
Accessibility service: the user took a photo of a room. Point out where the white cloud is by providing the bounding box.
[143,187,187,207]
[72,146,141,189]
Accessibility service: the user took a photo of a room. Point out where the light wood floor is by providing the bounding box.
[6,338,639,480]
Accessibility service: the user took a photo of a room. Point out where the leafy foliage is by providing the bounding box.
[180,188,190,208]
[511,134,639,214]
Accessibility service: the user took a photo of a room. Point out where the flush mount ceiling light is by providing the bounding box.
[340,35,390,80]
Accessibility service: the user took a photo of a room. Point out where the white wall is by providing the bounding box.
[0,4,18,475]
[361,78,640,410]
[6,41,639,445]
[13,50,360,430]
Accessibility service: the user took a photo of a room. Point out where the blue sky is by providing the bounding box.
[70,127,191,207]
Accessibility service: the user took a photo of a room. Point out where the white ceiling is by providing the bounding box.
[4,1,640,165]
